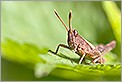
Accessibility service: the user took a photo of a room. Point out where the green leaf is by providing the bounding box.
[102,1,121,43]
[35,63,56,78]
[2,39,120,80]
[2,39,48,69]
[34,53,121,80]
[102,1,121,60]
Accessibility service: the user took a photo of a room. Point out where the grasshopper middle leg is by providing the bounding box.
[79,53,86,64]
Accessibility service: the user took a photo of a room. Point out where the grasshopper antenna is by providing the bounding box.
[54,9,68,31]
[69,10,73,31]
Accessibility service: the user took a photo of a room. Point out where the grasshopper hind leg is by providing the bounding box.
[92,56,105,64]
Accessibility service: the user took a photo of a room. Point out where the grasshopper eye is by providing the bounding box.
[74,30,78,37]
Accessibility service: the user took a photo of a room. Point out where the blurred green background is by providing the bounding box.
[1,1,121,81]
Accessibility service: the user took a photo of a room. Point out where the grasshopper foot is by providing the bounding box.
[48,50,57,54]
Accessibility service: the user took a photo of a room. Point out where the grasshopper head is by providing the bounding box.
[68,29,78,38]
[68,29,78,50]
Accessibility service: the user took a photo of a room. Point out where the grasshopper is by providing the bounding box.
[48,9,116,64]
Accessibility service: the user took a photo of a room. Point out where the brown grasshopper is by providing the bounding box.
[48,9,116,64]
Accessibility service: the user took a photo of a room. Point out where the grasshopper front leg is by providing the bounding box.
[48,44,70,54]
